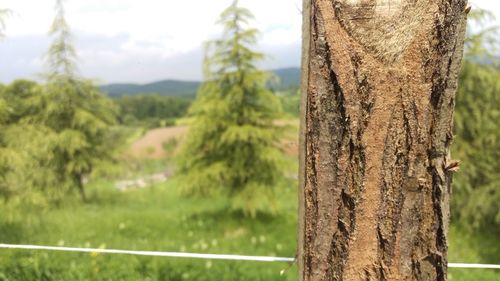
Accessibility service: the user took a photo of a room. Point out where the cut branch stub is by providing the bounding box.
[334,0,432,63]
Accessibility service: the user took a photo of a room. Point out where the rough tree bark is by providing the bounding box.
[298,0,468,280]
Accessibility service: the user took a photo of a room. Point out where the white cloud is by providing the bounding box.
[471,0,500,12]
[1,0,302,82]
[2,0,302,54]
[0,0,498,83]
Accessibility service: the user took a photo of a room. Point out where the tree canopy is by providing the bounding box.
[115,94,191,127]
[38,0,118,201]
[177,0,286,217]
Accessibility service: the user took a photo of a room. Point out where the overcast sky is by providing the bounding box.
[0,0,498,84]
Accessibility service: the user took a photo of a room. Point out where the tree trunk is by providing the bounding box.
[298,1,468,280]
[75,174,87,202]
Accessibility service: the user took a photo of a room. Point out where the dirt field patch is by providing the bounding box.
[126,122,299,159]
[126,126,188,159]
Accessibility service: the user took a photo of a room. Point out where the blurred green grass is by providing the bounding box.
[449,224,499,281]
[0,179,298,280]
[0,179,498,280]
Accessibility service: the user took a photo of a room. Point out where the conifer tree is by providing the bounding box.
[41,0,117,201]
[46,0,77,82]
[178,0,286,217]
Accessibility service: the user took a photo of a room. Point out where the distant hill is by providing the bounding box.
[272,67,301,88]
[100,67,300,98]
[100,80,201,98]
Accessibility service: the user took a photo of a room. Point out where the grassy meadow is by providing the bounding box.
[0,134,498,280]
[0,175,299,281]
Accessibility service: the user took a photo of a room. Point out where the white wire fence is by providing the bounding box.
[1,243,499,270]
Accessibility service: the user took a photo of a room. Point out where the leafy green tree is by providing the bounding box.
[0,81,54,200]
[452,9,499,233]
[0,10,56,202]
[0,10,15,199]
[178,0,286,217]
[39,0,117,201]
[0,85,12,198]
[1,80,41,122]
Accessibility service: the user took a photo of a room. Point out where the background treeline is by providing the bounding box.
[108,73,301,128]
[111,87,301,127]
[101,67,302,127]
[114,95,191,127]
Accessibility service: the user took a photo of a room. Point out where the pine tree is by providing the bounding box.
[46,0,77,82]
[178,0,286,217]
[41,0,117,201]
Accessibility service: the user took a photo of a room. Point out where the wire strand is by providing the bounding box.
[1,244,499,269]
[0,244,295,263]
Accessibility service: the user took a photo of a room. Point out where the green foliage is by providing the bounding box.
[448,225,500,281]
[162,138,178,155]
[451,9,500,234]
[0,0,118,202]
[0,180,298,280]
[1,125,59,201]
[453,61,499,232]
[39,81,118,200]
[0,115,17,198]
[28,0,118,201]
[101,80,200,98]
[0,9,11,197]
[278,87,301,117]
[177,0,287,217]
[1,80,44,123]
[0,180,497,280]
[115,94,191,127]
[45,0,77,81]
[0,76,119,203]
[0,81,55,200]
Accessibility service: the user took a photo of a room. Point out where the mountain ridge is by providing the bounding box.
[100,67,300,98]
